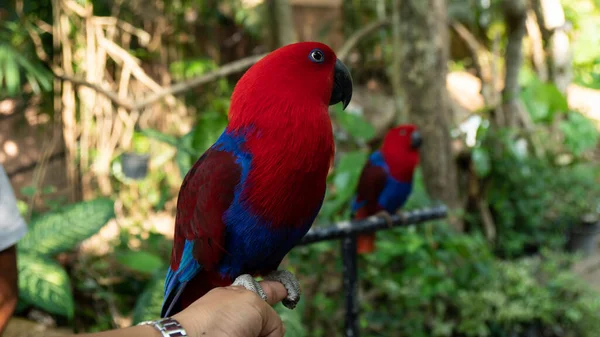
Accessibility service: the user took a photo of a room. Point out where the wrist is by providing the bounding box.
[138,317,189,337]
[172,311,204,337]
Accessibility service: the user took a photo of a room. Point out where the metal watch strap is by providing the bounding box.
[137,317,188,337]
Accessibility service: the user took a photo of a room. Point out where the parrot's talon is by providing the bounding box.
[375,210,394,228]
[264,270,301,309]
[232,274,268,301]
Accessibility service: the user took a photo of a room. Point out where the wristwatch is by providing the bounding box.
[137,317,188,337]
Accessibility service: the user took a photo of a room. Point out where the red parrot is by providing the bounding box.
[161,42,353,317]
[350,124,421,254]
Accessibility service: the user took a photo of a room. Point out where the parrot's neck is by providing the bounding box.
[381,149,419,183]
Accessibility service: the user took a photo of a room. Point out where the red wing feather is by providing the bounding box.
[354,161,387,218]
[171,148,241,271]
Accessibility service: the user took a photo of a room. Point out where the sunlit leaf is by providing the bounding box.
[17,252,74,319]
[132,269,166,324]
[116,250,165,275]
[18,198,115,256]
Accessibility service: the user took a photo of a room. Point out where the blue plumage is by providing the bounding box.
[351,150,413,214]
[162,128,318,316]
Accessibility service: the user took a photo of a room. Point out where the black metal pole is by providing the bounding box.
[297,205,448,337]
[299,205,448,246]
[342,235,360,337]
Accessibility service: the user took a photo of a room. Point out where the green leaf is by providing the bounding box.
[191,111,228,153]
[274,299,306,337]
[559,111,600,156]
[332,105,376,141]
[521,80,568,123]
[471,147,491,178]
[17,252,74,319]
[320,150,368,220]
[115,250,165,275]
[132,269,166,324]
[18,198,115,256]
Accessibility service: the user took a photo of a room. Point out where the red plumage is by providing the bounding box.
[163,42,350,317]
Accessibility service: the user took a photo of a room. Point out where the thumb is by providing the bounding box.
[260,304,285,337]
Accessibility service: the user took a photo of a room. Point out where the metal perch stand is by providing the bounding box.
[298,205,448,337]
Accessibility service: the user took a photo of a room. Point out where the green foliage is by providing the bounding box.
[360,225,600,337]
[520,77,569,124]
[132,269,166,324]
[17,252,75,319]
[565,0,600,89]
[141,111,228,178]
[559,110,600,156]
[469,126,600,258]
[0,21,52,97]
[115,250,165,275]
[274,301,307,337]
[332,104,376,143]
[18,198,116,256]
[319,150,369,221]
[16,198,115,318]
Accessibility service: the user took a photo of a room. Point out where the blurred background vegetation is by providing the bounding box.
[1,0,600,336]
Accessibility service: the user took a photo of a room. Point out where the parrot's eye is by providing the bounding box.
[399,130,407,136]
[308,49,325,63]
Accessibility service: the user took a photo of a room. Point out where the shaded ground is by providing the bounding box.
[573,244,600,293]
[4,317,72,337]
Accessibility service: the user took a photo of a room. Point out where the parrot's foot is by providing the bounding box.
[375,210,394,228]
[232,274,268,301]
[264,270,301,310]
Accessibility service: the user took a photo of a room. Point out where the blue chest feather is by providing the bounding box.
[213,129,317,278]
[352,151,413,213]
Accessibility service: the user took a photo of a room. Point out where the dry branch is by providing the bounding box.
[56,17,393,111]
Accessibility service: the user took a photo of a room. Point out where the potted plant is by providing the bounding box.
[121,132,151,180]
[551,163,600,256]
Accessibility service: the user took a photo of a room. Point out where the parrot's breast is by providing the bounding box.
[213,128,326,278]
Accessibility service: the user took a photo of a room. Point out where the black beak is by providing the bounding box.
[410,131,422,149]
[329,59,353,110]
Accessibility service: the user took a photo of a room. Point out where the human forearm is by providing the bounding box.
[0,245,18,335]
[68,324,165,337]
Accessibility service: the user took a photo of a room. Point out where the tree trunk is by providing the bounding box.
[266,0,298,49]
[532,0,572,94]
[390,0,408,123]
[397,0,463,231]
[501,0,527,129]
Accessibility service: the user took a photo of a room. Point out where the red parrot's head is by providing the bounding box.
[381,124,422,182]
[228,42,353,129]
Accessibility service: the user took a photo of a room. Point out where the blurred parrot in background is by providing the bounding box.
[161,42,353,318]
[350,124,421,254]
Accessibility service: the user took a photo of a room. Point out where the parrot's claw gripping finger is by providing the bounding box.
[375,210,394,228]
[264,270,301,310]
[232,274,268,301]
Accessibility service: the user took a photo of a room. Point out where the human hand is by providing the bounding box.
[173,281,288,337]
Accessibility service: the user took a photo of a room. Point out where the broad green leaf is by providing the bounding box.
[17,252,74,319]
[132,269,166,324]
[332,105,376,141]
[115,250,165,275]
[521,80,568,123]
[18,198,115,256]
[320,150,369,219]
